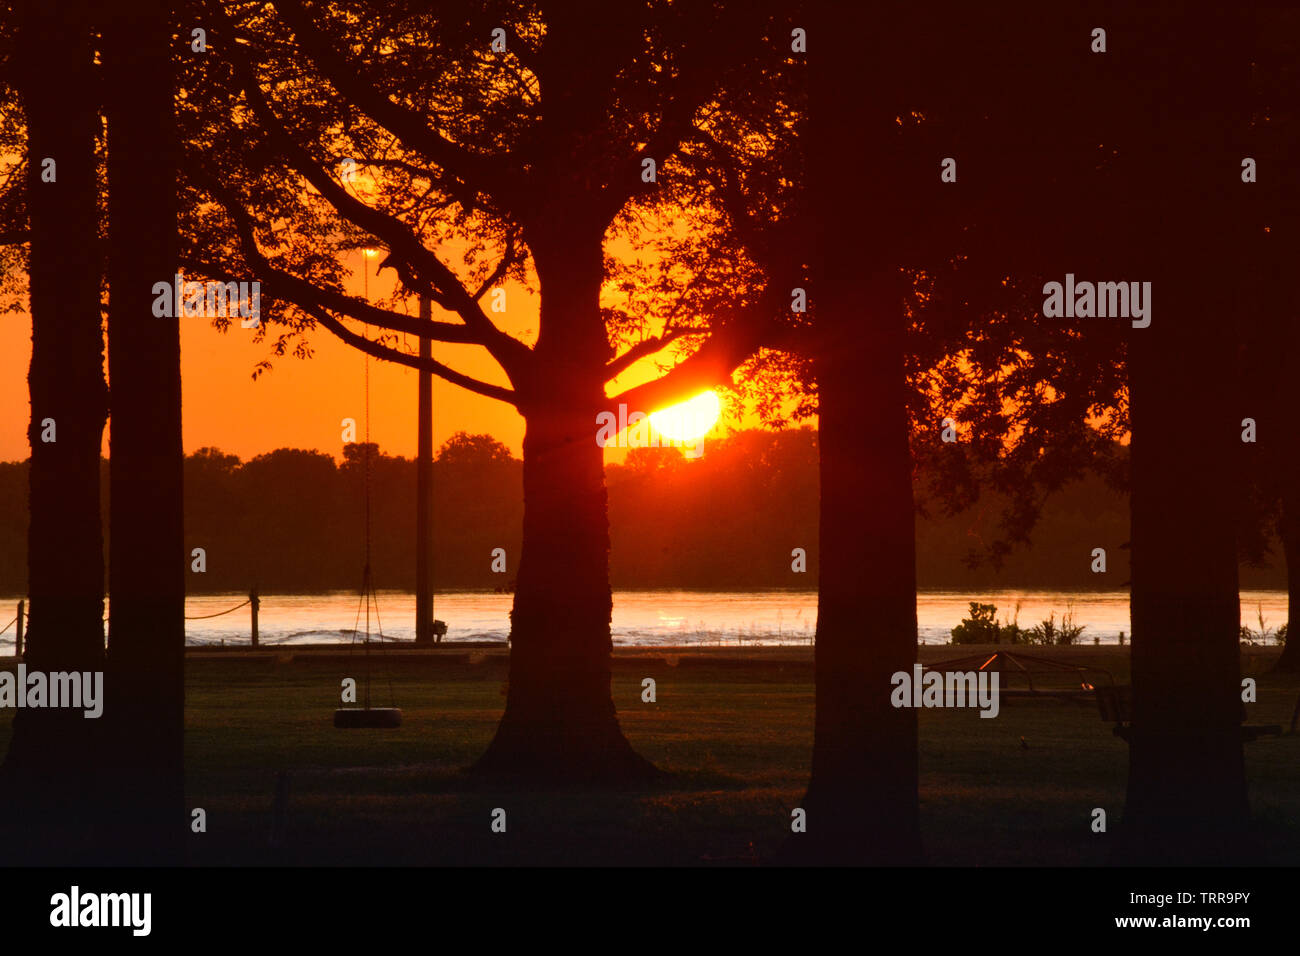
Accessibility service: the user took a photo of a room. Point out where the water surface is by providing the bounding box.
[60,588,1288,649]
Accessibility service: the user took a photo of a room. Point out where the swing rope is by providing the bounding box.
[347,257,397,710]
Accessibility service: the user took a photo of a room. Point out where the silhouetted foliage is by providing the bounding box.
[5,431,1286,596]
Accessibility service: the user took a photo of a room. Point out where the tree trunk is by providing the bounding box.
[798,272,922,863]
[1117,11,1253,863]
[788,5,924,864]
[0,0,109,863]
[472,402,656,782]
[1122,267,1250,863]
[102,1,185,864]
[471,231,655,784]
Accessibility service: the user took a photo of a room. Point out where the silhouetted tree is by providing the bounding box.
[0,432,1147,594]
[786,7,1133,864]
[102,0,185,863]
[789,6,924,863]
[245,448,346,590]
[0,0,109,863]
[184,0,793,781]
[1110,10,1254,863]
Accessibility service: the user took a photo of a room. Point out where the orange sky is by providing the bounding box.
[0,252,746,465]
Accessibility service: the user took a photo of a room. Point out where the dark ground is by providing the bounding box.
[1,644,1295,865]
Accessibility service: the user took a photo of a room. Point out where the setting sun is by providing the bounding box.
[649,391,721,442]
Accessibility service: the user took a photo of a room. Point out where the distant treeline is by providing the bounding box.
[0,428,1285,593]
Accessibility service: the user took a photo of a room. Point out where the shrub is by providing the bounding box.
[952,603,1002,644]
[1027,606,1086,646]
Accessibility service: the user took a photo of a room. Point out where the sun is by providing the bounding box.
[649,391,721,443]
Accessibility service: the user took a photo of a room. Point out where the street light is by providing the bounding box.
[362,248,378,300]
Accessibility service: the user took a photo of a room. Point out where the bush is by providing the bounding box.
[952,603,1002,644]
[1026,607,1086,646]
[1001,619,1030,645]
[952,602,1086,646]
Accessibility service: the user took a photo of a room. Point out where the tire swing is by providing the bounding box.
[335,318,401,729]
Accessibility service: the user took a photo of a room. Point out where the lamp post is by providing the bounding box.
[415,295,433,646]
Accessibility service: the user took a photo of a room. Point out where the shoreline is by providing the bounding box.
[0,642,1273,667]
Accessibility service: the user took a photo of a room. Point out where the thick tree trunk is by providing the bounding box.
[799,272,922,864]
[0,0,109,863]
[472,401,655,782]
[102,1,185,864]
[788,6,924,864]
[472,231,655,783]
[1124,269,1249,860]
[1122,267,1250,862]
[1117,12,1253,863]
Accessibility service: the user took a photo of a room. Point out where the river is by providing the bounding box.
[3,588,1276,649]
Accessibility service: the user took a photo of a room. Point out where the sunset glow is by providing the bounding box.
[649,390,721,442]
[0,0,1284,892]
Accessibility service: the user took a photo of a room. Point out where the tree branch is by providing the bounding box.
[182,253,480,345]
[188,174,488,346]
[304,302,517,405]
[205,11,533,380]
[604,92,706,219]
[273,0,522,209]
[472,229,520,301]
[603,327,692,381]
[609,289,788,413]
[184,186,517,404]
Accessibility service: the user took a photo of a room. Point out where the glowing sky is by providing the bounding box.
[0,254,743,464]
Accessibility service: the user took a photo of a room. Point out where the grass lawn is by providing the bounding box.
[0,644,1292,864]
[141,643,1300,866]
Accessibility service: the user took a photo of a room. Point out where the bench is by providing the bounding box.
[1094,684,1283,742]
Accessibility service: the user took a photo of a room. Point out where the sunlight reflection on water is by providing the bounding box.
[62,588,1282,649]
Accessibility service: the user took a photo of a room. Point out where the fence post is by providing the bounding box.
[14,599,23,658]
[250,589,259,648]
